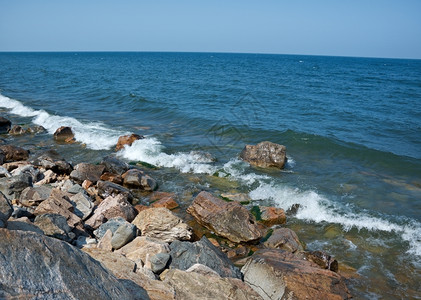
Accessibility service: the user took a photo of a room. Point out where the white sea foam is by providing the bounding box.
[0,94,125,150]
[249,182,421,256]
[117,138,218,174]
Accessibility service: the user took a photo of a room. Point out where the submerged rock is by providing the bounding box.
[0,117,11,133]
[8,125,26,135]
[241,249,351,300]
[240,141,287,169]
[116,133,144,151]
[187,191,262,243]
[0,229,137,299]
[53,126,74,142]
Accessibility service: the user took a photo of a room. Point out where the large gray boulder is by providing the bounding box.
[0,229,143,299]
[240,141,287,169]
[187,191,262,243]
[241,249,351,300]
[169,236,242,279]
[0,173,33,200]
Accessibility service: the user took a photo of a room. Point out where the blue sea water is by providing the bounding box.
[1,52,420,298]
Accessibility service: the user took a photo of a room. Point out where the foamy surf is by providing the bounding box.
[0,94,125,150]
[249,182,421,256]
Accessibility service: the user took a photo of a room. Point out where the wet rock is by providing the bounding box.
[8,125,26,135]
[97,180,134,202]
[116,133,144,151]
[53,126,74,141]
[70,162,105,184]
[7,216,44,234]
[0,173,33,200]
[304,250,339,272]
[31,150,73,174]
[27,125,46,134]
[0,229,137,299]
[187,191,262,243]
[150,192,179,210]
[111,222,137,250]
[84,247,176,300]
[100,172,123,184]
[0,191,13,227]
[132,207,192,243]
[69,192,94,220]
[116,236,170,263]
[85,194,137,230]
[101,155,130,175]
[162,268,263,300]
[122,169,158,191]
[169,236,242,279]
[149,252,170,274]
[33,188,81,228]
[251,206,286,226]
[220,192,252,204]
[34,213,75,242]
[240,141,287,169]
[0,116,11,133]
[0,145,29,162]
[263,227,304,253]
[19,185,53,207]
[241,249,351,300]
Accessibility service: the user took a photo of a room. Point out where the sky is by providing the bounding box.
[1,0,421,59]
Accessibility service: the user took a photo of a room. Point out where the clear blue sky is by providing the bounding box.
[1,0,421,59]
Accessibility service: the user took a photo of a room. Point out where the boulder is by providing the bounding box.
[7,216,44,234]
[149,252,170,274]
[241,249,351,300]
[263,227,304,253]
[85,194,137,230]
[19,185,53,207]
[69,192,94,220]
[94,217,130,239]
[27,125,46,134]
[101,155,130,175]
[122,169,157,191]
[0,191,13,227]
[187,191,262,243]
[100,172,123,184]
[84,247,176,300]
[132,207,192,243]
[0,145,29,162]
[169,236,242,279]
[116,236,170,263]
[162,268,263,300]
[0,229,137,299]
[8,125,26,135]
[116,134,144,151]
[34,213,75,242]
[53,126,74,141]
[251,206,286,226]
[304,250,339,272]
[97,229,113,251]
[0,116,11,133]
[31,150,73,174]
[11,164,41,183]
[150,192,179,210]
[111,222,137,250]
[97,180,134,202]
[70,163,105,184]
[0,173,33,200]
[239,141,287,169]
[33,188,81,228]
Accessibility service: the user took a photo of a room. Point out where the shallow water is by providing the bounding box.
[1,52,420,298]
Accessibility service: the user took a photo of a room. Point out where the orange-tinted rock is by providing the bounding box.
[134,204,149,214]
[100,172,123,185]
[53,126,74,142]
[115,134,144,151]
[240,141,287,169]
[151,198,179,210]
[263,227,304,253]
[258,206,286,226]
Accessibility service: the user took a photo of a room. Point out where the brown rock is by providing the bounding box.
[53,126,74,142]
[0,145,29,162]
[241,249,351,300]
[256,206,286,226]
[100,172,123,185]
[305,250,339,272]
[149,192,179,210]
[132,207,192,243]
[84,247,176,300]
[187,191,262,243]
[8,125,26,135]
[122,169,157,191]
[240,141,287,169]
[116,134,144,151]
[97,229,113,252]
[34,169,57,186]
[85,194,137,230]
[162,268,263,300]
[70,163,105,184]
[263,227,304,253]
[116,236,170,263]
[134,204,149,213]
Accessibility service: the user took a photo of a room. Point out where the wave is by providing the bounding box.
[0,94,126,150]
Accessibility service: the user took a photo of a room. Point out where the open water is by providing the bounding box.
[0,52,420,298]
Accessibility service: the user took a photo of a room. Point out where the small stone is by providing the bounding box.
[115,134,143,151]
[70,163,105,184]
[150,252,170,274]
[69,192,94,220]
[100,156,129,175]
[240,141,287,169]
[116,236,170,264]
[263,227,303,253]
[93,217,128,239]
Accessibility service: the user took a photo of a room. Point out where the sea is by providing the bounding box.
[0,52,420,299]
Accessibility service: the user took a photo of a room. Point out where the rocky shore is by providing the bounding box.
[0,119,352,300]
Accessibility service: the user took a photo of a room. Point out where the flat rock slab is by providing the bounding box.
[169,236,242,279]
[0,229,138,299]
[240,141,287,169]
[187,191,262,243]
[241,249,351,300]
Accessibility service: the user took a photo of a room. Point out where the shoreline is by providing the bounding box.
[0,118,353,299]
